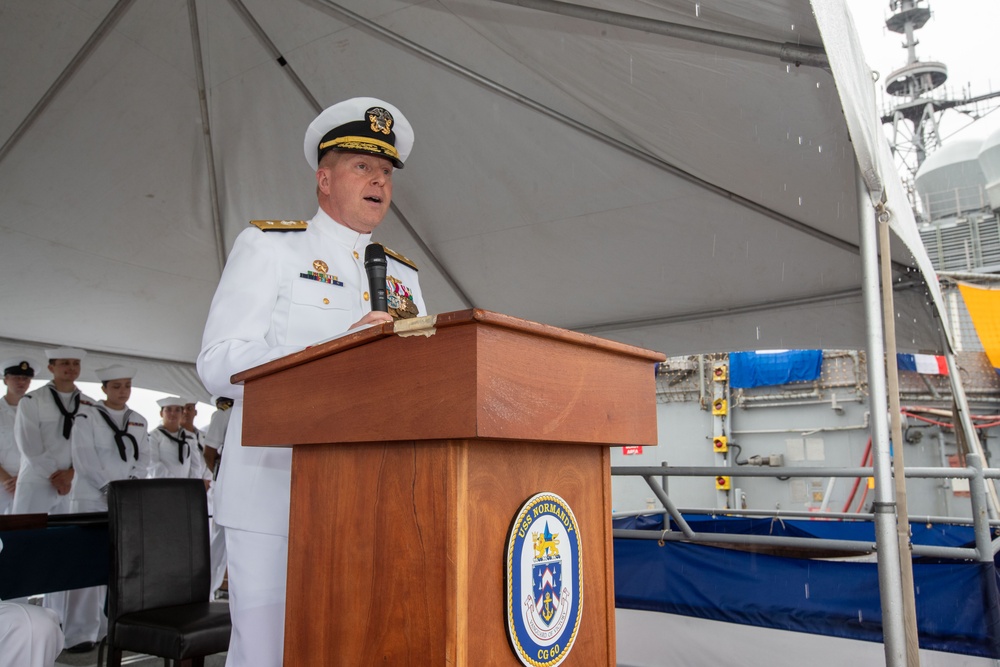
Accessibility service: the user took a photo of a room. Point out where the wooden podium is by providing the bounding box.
[234,309,663,666]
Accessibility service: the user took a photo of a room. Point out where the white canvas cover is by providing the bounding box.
[0,0,948,397]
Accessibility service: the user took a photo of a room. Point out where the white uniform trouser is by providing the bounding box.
[0,602,65,666]
[224,529,287,667]
[207,487,227,596]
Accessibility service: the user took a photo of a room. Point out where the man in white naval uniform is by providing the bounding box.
[12,347,98,653]
[149,396,209,483]
[0,358,35,514]
[69,365,151,649]
[198,97,425,666]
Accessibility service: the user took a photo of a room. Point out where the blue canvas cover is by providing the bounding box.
[729,350,824,389]
[614,515,1000,658]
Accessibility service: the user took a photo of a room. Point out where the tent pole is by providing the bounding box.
[226,0,322,111]
[489,0,828,68]
[0,0,137,166]
[187,0,227,273]
[857,172,907,666]
[877,204,921,666]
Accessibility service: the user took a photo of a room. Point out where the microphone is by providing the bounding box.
[364,243,388,313]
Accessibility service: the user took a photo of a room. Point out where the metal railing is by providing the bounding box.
[611,453,998,563]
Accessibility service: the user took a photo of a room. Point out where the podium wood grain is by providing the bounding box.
[235,310,663,666]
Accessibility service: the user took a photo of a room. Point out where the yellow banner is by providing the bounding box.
[959,282,1000,371]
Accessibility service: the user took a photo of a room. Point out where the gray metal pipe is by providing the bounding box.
[857,172,907,665]
[642,476,695,539]
[614,529,980,561]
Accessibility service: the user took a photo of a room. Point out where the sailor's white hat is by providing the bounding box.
[45,347,87,361]
[156,396,186,408]
[95,365,137,382]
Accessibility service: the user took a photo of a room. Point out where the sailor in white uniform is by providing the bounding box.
[70,365,151,508]
[0,358,36,514]
[149,396,208,482]
[12,347,98,653]
[198,97,425,666]
[12,347,93,514]
[68,365,150,649]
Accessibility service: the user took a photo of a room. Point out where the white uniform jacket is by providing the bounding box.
[15,384,95,483]
[70,402,151,507]
[197,208,424,537]
[149,427,207,480]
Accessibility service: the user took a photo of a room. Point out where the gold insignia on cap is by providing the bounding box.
[20,362,28,371]
[313,260,328,273]
[367,107,393,135]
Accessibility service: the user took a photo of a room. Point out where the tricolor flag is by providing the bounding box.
[896,353,949,375]
[958,283,1000,376]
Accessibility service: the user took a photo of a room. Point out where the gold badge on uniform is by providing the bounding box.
[386,275,419,320]
[313,260,328,273]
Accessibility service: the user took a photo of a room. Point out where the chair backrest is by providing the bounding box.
[107,479,211,624]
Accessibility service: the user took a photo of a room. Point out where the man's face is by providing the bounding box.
[48,358,81,384]
[3,374,31,399]
[102,379,132,409]
[160,405,183,430]
[316,152,394,234]
[182,403,197,429]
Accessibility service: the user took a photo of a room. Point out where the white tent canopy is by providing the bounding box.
[0,0,947,399]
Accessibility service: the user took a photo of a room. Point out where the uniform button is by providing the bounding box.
[353,250,360,259]
[363,291,370,301]
[322,298,330,305]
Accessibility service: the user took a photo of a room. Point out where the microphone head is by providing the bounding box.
[364,243,387,268]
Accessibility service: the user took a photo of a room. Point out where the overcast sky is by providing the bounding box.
[843,0,1000,143]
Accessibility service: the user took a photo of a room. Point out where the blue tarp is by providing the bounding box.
[729,350,824,389]
[613,515,1000,658]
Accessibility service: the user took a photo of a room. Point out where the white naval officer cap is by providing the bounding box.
[303,97,413,171]
[45,347,87,361]
[156,396,186,408]
[95,365,137,382]
[1,357,37,377]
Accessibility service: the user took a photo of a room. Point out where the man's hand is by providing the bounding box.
[349,311,393,330]
[50,468,75,496]
[1,475,15,494]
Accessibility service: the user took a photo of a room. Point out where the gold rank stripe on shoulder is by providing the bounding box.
[250,220,309,232]
[384,246,418,271]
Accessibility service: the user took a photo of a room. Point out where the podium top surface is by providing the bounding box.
[233,309,664,386]
[235,309,663,447]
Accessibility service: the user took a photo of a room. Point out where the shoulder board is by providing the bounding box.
[250,220,309,232]
[384,246,418,271]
